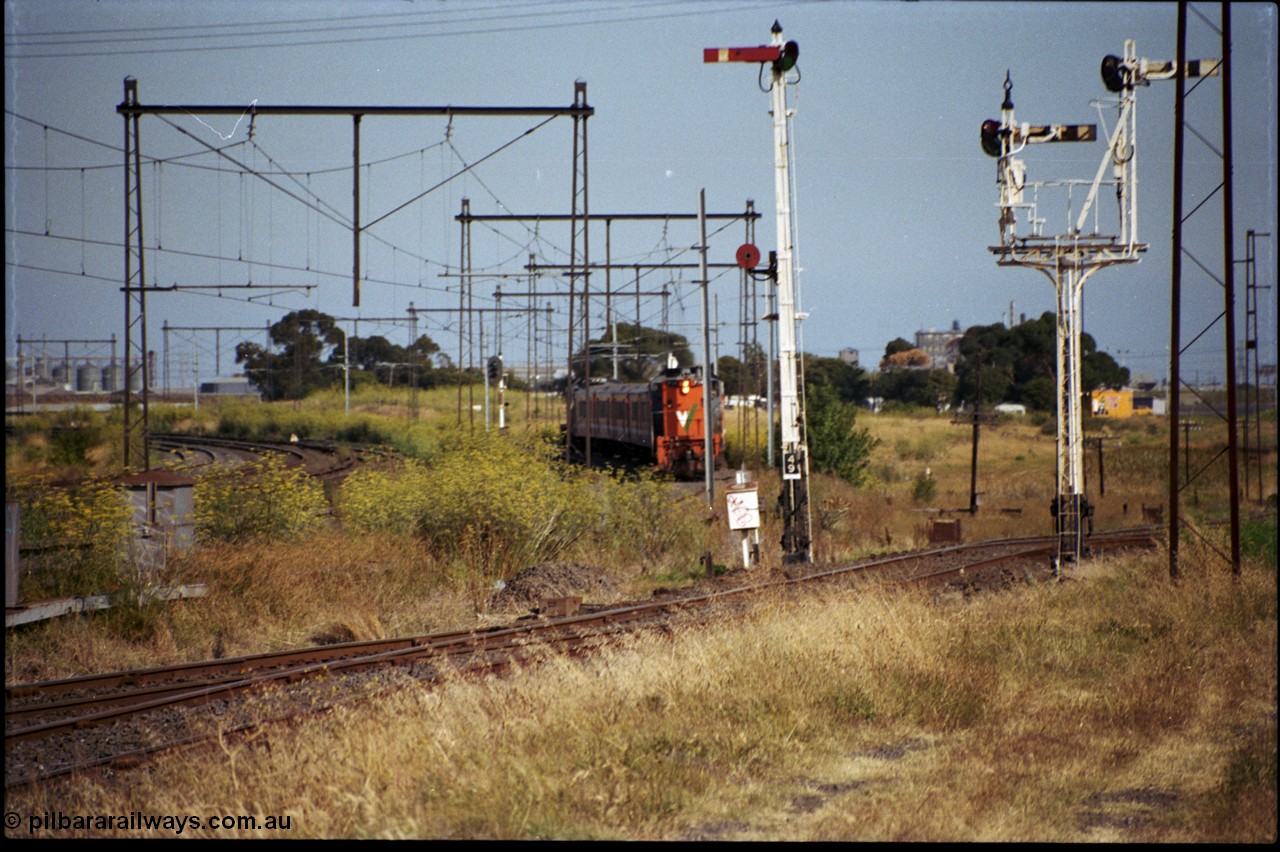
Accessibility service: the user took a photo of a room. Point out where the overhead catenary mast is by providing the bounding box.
[706,21,811,564]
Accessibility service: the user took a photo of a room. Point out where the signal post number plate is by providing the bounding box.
[782,451,802,480]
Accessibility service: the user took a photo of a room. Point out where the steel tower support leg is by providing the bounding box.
[1220,1,1241,575]
[566,82,589,463]
[1053,257,1087,571]
[122,77,150,471]
[1168,3,1188,580]
[465,197,476,424]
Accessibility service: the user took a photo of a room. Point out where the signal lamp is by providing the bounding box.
[980,119,1002,158]
[1100,54,1126,92]
[773,40,799,73]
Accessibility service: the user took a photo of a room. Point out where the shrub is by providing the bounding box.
[5,408,118,474]
[598,472,709,573]
[194,455,327,542]
[9,474,134,598]
[405,433,604,579]
[805,384,879,486]
[48,424,102,466]
[337,461,434,535]
[1241,518,1276,568]
[911,472,937,505]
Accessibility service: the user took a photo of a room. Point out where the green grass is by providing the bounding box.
[1242,518,1277,567]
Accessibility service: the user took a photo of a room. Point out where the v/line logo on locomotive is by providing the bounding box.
[569,367,725,479]
[675,403,697,433]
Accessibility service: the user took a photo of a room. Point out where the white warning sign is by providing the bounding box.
[726,487,760,531]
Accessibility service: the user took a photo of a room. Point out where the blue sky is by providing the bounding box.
[5,1,1277,388]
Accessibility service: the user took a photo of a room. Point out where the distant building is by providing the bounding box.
[1091,388,1166,418]
[838,347,859,368]
[1131,374,1159,392]
[1134,394,1167,416]
[199,376,259,397]
[1092,389,1134,417]
[915,321,964,372]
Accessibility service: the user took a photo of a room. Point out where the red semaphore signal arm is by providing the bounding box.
[703,45,782,63]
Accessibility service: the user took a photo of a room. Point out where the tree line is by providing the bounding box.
[709,311,1130,414]
[868,312,1129,411]
[232,309,1127,487]
[239,309,1124,412]
[234,309,453,402]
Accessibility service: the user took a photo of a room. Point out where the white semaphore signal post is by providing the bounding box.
[706,21,811,564]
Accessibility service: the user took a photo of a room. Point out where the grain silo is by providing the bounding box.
[101,363,124,392]
[76,363,100,392]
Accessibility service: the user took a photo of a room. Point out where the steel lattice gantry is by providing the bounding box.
[116,78,591,470]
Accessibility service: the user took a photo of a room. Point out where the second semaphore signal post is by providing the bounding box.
[706,21,811,564]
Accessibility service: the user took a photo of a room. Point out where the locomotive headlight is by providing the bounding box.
[680,379,691,395]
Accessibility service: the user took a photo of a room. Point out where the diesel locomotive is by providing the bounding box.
[568,367,724,478]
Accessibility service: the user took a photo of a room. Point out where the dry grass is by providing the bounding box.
[7,404,1272,681]
[5,398,1275,839]
[4,530,471,683]
[8,547,1273,841]
[796,409,1276,560]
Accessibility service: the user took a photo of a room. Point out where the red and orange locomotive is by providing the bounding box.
[569,367,724,478]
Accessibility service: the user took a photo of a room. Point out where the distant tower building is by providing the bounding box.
[915,320,965,372]
[838,347,859,367]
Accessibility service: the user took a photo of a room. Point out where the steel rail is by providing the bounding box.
[5,528,1161,786]
[6,528,1160,739]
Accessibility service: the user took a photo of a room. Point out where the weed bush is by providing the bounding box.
[595,472,709,574]
[339,436,713,582]
[194,456,327,542]
[6,408,119,475]
[338,460,435,534]
[404,432,603,579]
[911,472,937,504]
[9,473,133,599]
[1241,518,1277,568]
[894,432,946,463]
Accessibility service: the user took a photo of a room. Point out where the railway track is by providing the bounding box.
[151,433,383,482]
[4,527,1160,789]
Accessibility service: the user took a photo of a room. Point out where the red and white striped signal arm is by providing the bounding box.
[703,45,783,64]
[1102,50,1220,91]
[1138,57,1222,81]
[1018,123,1097,145]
